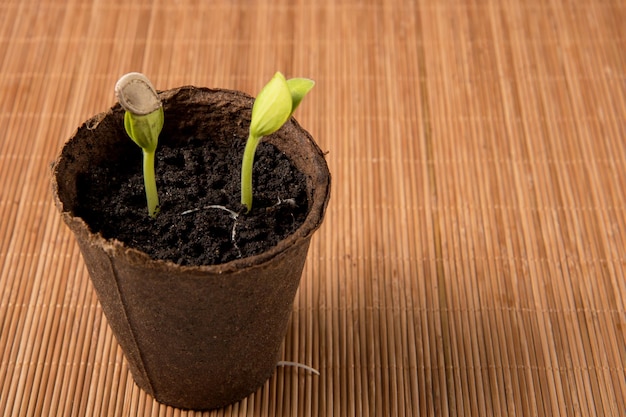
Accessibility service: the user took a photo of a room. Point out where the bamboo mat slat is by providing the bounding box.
[1,0,625,416]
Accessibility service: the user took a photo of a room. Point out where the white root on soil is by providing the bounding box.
[181,205,242,258]
[276,361,320,375]
[179,197,296,260]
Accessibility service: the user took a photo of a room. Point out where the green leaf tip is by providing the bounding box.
[286,77,315,114]
[249,72,315,139]
[241,71,315,212]
[249,72,292,139]
[122,107,164,153]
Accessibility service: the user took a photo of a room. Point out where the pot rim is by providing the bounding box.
[51,86,331,275]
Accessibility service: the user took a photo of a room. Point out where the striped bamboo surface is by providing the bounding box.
[1,0,625,415]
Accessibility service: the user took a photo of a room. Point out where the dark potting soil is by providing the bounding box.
[74,134,309,266]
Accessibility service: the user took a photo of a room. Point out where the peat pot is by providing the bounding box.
[51,86,331,410]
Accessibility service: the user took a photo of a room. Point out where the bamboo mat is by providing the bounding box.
[1,0,625,415]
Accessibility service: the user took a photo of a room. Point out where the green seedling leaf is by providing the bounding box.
[115,72,164,218]
[286,78,315,114]
[241,71,314,212]
[123,108,164,153]
[249,72,293,138]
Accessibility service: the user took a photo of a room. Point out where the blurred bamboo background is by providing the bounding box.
[0,0,625,415]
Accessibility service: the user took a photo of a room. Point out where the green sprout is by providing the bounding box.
[115,73,164,218]
[241,72,315,212]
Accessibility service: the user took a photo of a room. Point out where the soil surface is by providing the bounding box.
[74,133,309,266]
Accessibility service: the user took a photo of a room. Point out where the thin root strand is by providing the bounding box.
[276,361,320,375]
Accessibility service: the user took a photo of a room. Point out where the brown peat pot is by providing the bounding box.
[51,86,331,410]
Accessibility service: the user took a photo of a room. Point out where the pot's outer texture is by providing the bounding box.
[51,87,331,410]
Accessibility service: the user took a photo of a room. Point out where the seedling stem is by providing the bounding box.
[115,73,164,218]
[240,72,314,212]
